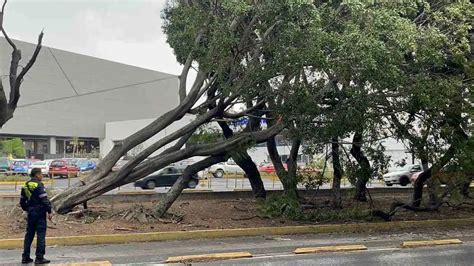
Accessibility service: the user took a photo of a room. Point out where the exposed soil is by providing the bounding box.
[1,194,473,239]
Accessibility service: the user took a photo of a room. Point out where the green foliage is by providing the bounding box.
[297,167,331,190]
[0,138,26,158]
[260,194,304,220]
[260,194,373,222]
[163,0,473,212]
[188,127,223,145]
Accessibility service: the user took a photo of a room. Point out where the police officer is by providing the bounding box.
[20,168,52,264]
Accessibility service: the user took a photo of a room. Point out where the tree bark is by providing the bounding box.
[52,123,283,214]
[155,155,228,217]
[350,131,371,202]
[419,156,439,208]
[0,2,43,128]
[331,137,343,208]
[412,145,458,207]
[267,136,300,199]
[218,121,266,199]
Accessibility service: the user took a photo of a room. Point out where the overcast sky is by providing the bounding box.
[3,0,182,75]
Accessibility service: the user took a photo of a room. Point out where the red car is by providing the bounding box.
[258,163,288,174]
[49,159,80,178]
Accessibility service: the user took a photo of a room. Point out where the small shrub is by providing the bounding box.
[260,194,304,220]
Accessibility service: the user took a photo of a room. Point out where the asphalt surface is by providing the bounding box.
[1,229,473,265]
[0,176,387,194]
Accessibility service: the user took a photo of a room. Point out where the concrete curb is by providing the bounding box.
[294,244,367,254]
[401,239,463,248]
[0,218,473,250]
[166,252,252,263]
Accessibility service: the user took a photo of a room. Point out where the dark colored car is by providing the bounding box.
[0,157,11,174]
[49,159,80,178]
[134,166,199,190]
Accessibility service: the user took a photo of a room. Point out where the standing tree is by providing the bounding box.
[0,0,43,127]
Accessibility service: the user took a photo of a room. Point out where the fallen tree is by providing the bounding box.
[51,0,321,214]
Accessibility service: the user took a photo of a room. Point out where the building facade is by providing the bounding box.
[0,38,179,159]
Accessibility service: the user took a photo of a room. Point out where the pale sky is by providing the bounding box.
[3,0,182,75]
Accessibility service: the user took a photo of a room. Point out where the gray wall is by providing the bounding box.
[0,38,179,139]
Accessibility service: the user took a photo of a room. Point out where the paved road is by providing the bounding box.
[1,229,472,265]
[0,177,388,194]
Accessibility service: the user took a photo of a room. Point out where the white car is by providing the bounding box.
[383,164,422,186]
[27,159,54,176]
[208,160,245,178]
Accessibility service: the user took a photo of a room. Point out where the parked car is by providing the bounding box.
[410,168,472,185]
[28,160,54,176]
[49,159,80,178]
[258,163,288,174]
[76,159,96,172]
[208,160,245,178]
[134,166,199,189]
[383,164,422,186]
[0,157,11,174]
[63,158,82,167]
[11,159,33,175]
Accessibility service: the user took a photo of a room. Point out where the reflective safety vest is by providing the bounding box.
[20,179,51,213]
[23,181,39,200]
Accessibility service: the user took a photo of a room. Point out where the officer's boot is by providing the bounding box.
[34,257,51,264]
[21,257,33,264]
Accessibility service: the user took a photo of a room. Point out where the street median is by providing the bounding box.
[0,218,472,250]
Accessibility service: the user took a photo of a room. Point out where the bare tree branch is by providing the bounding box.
[9,31,43,110]
[0,0,43,126]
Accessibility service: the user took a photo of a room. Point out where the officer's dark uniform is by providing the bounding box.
[20,177,52,262]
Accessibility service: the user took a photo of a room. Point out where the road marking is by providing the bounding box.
[166,252,253,263]
[52,261,112,266]
[401,239,463,248]
[294,244,368,254]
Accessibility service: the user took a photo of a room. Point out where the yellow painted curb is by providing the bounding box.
[294,244,367,254]
[401,239,463,248]
[0,218,472,250]
[0,192,19,197]
[166,252,252,263]
[233,189,253,192]
[0,180,53,185]
[182,189,213,193]
[52,261,112,266]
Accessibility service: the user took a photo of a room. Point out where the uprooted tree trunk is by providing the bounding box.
[155,154,228,217]
[350,131,371,202]
[0,0,43,127]
[50,4,289,214]
[218,121,266,199]
[331,137,343,208]
[267,136,300,199]
[52,123,283,214]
